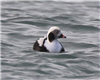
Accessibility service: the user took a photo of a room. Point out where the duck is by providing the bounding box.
[33,26,66,53]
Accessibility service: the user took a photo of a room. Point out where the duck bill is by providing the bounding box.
[58,34,66,38]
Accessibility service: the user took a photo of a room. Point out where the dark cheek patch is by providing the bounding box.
[48,32,55,42]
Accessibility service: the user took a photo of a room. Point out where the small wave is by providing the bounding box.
[53,14,69,20]
[15,21,50,26]
[66,24,100,33]
[52,0,82,2]
[65,42,98,49]
[42,53,78,59]
[2,8,22,11]
[1,42,14,47]
[92,19,100,21]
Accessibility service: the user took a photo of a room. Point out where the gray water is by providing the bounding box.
[1,1,100,80]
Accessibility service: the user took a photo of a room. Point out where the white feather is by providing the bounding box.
[37,38,44,46]
[44,40,62,53]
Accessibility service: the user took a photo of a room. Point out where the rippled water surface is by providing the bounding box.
[1,1,100,80]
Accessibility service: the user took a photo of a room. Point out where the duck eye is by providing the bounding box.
[54,30,59,34]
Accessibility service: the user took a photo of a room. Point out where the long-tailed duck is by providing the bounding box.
[33,26,66,53]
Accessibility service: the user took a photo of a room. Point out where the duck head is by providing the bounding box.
[47,26,66,42]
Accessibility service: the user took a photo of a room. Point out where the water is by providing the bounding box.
[1,1,100,80]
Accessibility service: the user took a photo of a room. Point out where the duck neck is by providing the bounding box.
[47,38,58,43]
